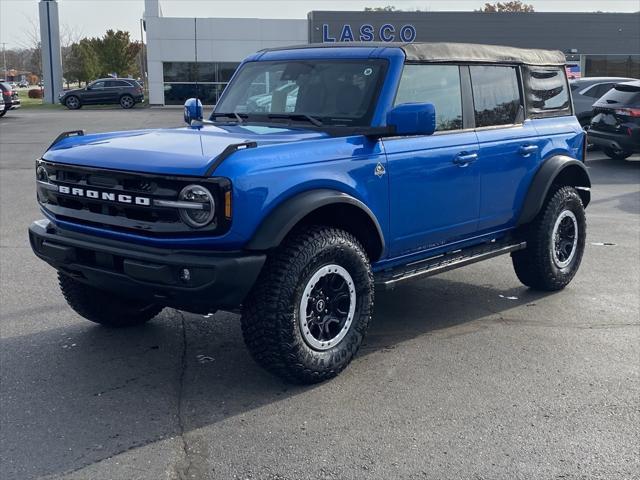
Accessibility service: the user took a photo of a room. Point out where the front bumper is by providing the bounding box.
[589,129,640,153]
[29,219,265,312]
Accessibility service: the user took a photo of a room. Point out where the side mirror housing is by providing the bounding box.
[386,103,436,136]
[184,98,203,126]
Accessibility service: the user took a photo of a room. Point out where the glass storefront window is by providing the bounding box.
[163,83,227,105]
[163,62,239,105]
[584,55,640,78]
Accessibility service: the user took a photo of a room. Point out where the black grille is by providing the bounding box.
[36,161,231,236]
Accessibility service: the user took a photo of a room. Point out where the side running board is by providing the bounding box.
[375,240,526,289]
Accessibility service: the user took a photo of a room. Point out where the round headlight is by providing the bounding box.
[178,184,215,228]
[36,165,49,183]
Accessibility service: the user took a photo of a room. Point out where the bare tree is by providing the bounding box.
[478,1,535,12]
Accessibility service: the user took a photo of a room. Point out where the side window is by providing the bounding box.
[524,66,571,116]
[394,64,463,131]
[594,83,614,98]
[581,85,601,98]
[91,81,106,89]
[469,66,521,127]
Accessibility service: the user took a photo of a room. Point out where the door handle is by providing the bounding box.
[519,144,539,156]
[453,152,478,166]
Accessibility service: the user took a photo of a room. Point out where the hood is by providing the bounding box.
[43,124,329,177]
[62,87,85,96]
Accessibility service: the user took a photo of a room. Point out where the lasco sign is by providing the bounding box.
[322,24,417,43]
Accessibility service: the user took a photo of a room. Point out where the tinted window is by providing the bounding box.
[470,66,521,127]
[592,83,613,98]
[90,81,106,89]
[524,66,571,115]
[581,84,602,98]
[394,64,463,131]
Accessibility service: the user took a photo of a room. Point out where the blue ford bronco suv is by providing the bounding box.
[30,43,590,383]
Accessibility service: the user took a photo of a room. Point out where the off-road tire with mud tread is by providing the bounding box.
[58,272,163,327]
[512,186,586,291]
[241,226,374,384]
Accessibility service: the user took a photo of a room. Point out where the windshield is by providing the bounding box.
[213,59,387,126]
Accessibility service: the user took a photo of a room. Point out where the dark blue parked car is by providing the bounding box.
[30,43,590,383]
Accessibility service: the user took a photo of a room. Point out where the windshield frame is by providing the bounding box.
[211,58,390,129]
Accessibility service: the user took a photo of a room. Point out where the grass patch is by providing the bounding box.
[18,90,63,109]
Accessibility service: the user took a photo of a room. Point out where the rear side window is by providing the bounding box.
[524,66,571,116]
[596,83,640,107]
[470,66,521,127]
[394,64,463,131]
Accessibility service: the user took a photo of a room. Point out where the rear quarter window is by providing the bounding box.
[524,66,571,117]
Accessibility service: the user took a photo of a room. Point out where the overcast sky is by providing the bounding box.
[1,0,638,49]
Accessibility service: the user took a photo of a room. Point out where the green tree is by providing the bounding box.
[64,39,100,85]
[479,1,535,12]
[92,30,141,78]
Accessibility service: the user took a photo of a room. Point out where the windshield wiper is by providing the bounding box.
[210,112,247,123]
[267,113,324,127]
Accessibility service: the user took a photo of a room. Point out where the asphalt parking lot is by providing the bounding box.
[1,107,639,480]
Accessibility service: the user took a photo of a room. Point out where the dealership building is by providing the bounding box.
[143,0,640,105]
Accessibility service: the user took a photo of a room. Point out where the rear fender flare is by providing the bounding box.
[517,155,591,226]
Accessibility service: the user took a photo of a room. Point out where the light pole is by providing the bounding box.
[1,43,6,80]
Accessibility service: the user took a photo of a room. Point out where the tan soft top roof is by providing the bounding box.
[262,42,567,66]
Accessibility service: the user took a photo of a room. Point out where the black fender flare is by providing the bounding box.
[517,155,591,226]
[245,189,385,257]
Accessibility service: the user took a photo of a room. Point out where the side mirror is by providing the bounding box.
[184,98,203,126]
[386,103,436,136]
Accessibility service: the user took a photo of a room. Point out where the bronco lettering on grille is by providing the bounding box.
[57,185,151,206]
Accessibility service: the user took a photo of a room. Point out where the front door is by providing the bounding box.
[385,64,480,258]
[83,80,109,104]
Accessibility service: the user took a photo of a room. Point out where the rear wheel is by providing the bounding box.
[241,226,374,384]
[58,273,163,327]
[120,94,135,109]
[65,95,81,110]
[512,186,586,291]
[603,147,632,160]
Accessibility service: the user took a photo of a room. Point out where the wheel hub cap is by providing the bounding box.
[299,264,356,351]
[552,210,578,268]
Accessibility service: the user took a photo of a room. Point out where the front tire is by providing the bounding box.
[58,273,163,327]
[603,147,632,160]
[512,186,586,291]
[65,95,81,110]
[241,226,374,384]
[120,94,135,109]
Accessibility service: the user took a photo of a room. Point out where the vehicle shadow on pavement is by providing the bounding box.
[0,276,552,480]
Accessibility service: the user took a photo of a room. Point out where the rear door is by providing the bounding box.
[470,65,543,232]
[105,80,125,102]
[384,63,480,258]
